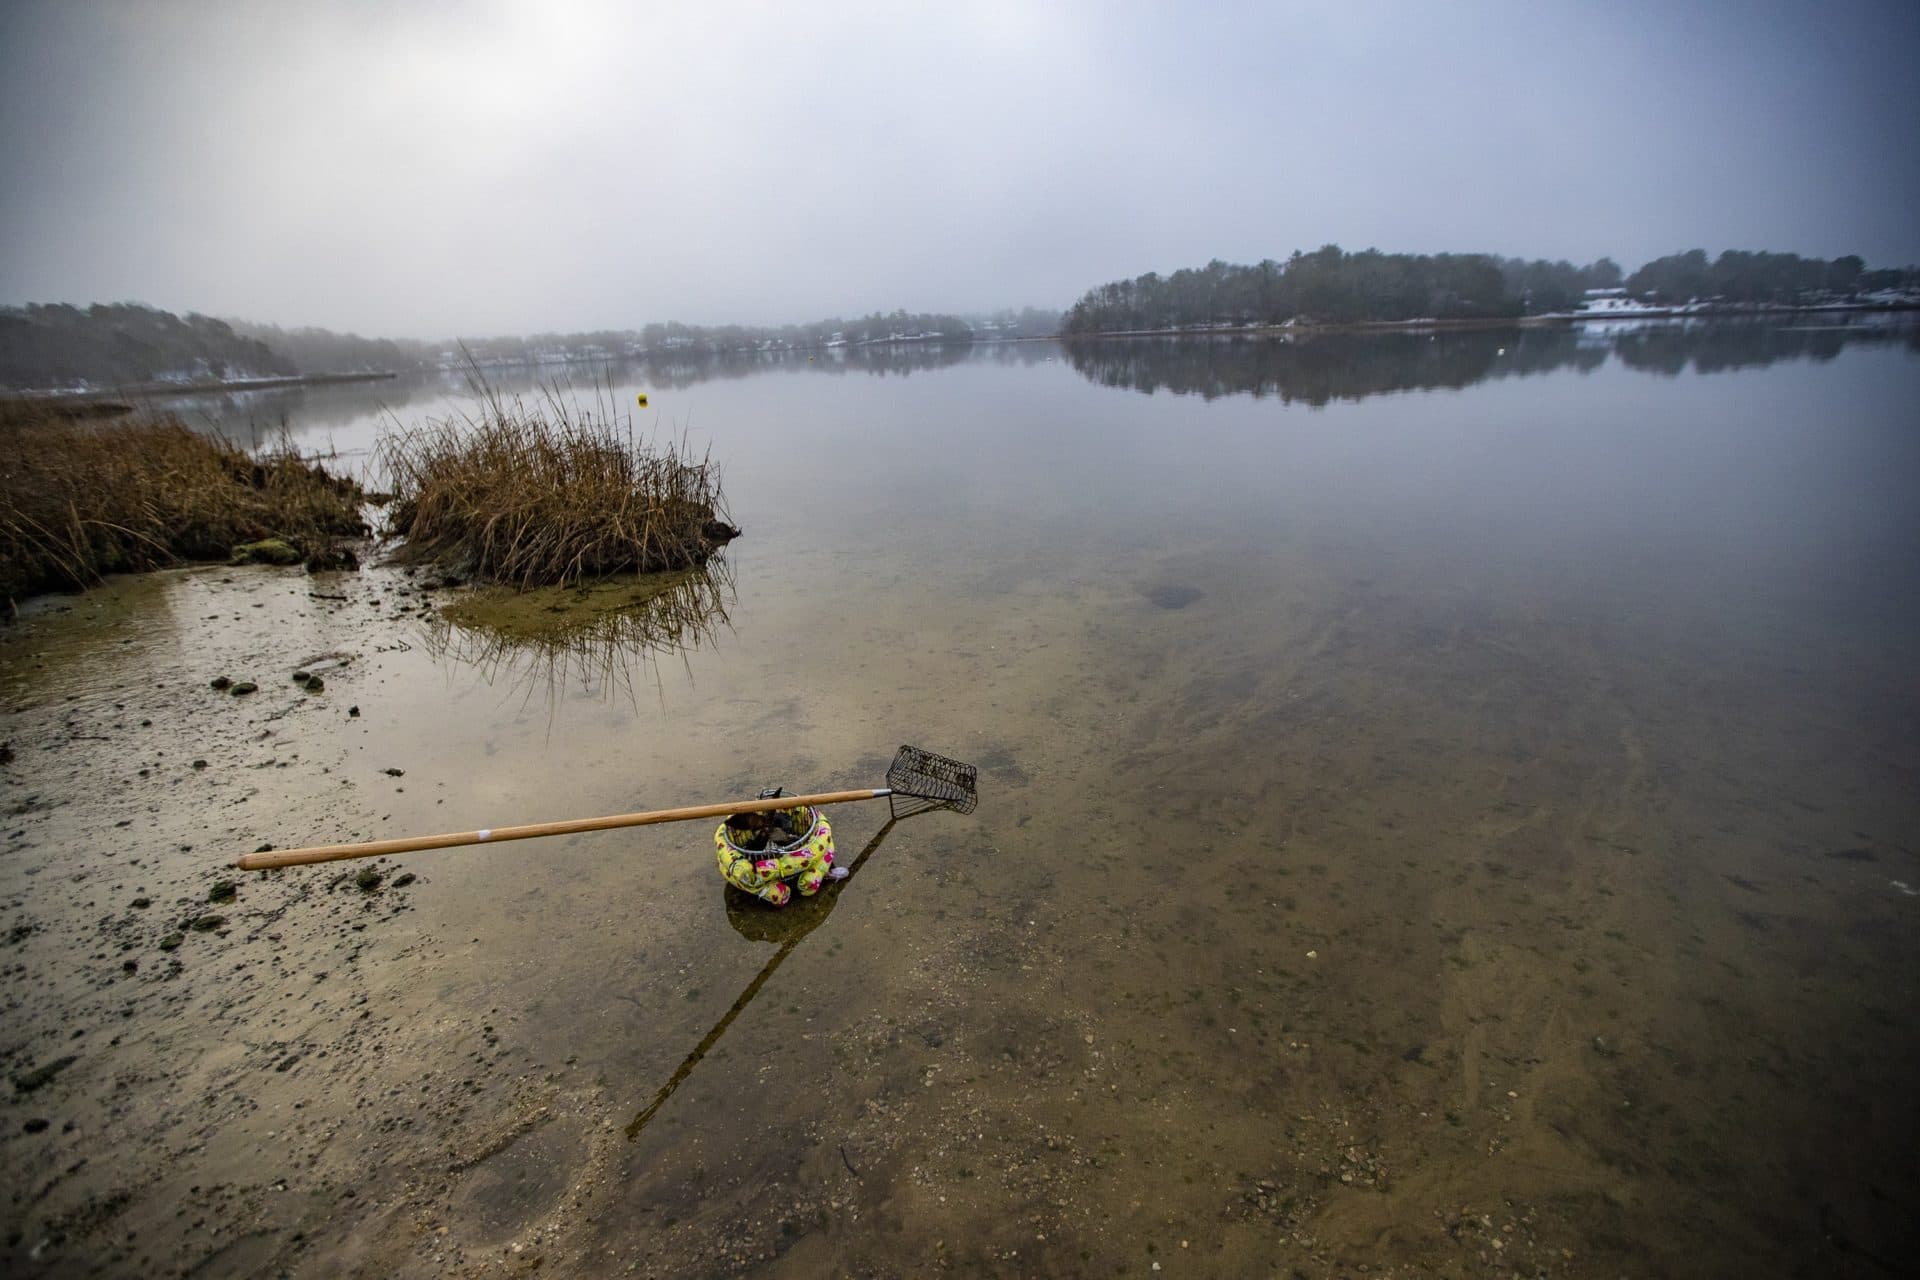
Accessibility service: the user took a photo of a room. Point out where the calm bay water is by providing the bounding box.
[9,319,1918,1275]
[193,320,1920,739]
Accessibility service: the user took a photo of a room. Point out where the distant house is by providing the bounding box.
[1862,287,1920,307]
[1576,287,1662,316]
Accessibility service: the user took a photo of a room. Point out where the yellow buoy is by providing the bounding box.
[636,393,649,408]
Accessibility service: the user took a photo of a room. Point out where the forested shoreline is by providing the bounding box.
[0,304,294,390]
[1060,247,1920,334]
[0,304,1065,391]
[7,248,1916,390]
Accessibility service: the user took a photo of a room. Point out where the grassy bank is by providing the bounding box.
[0,408,368,606]
[378,385,736,588]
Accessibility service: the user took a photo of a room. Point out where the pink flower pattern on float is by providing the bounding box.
[713,807,838,905]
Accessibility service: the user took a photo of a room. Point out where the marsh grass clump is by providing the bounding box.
[0,406,368,605]
[378,382,736,588]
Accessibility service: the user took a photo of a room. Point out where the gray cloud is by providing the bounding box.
[3,0,1915,336]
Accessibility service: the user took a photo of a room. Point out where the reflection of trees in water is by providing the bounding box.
[636,340,1016,387]
[1065,330,1599,406]
[1064,319,1916,404]
[166,373,468,448]
[183,343,1066,453]
[1608,319,1913,375]
[418,559,734,706]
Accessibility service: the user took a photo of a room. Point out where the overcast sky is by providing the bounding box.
[3,0,1916,337]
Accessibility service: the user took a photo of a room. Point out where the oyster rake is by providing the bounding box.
[233,745,978,871]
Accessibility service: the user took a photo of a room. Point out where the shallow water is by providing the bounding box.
[3,320,1918,1276]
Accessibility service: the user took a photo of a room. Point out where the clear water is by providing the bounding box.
[6,317,1917,1275]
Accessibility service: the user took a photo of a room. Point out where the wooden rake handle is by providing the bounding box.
[233,788,891,871]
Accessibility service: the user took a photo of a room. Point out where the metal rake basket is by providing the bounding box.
[885,744,979,818]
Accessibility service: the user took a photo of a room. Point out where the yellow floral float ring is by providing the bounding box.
[714,806,837,906]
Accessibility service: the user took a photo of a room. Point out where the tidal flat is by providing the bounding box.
[3,326,1917,1277]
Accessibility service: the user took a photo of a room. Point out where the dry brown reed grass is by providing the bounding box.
[378,379,736,588]
[0,406,367,605]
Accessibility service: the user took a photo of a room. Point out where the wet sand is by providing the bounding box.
[3,532,1914,1277]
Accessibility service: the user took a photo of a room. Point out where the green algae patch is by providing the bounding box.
[437,571,720,645]
[231,538,303,566]
[424,565,734,696]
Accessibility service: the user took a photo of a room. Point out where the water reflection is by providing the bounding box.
[418,561,734,704]
[1062,316,1919,405]
[640,339,994,387]
[1609,319,1920,374]
[183,342,1066,452]
[156,371,472,451]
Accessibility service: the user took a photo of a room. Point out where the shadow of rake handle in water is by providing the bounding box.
[624,816,905,1142]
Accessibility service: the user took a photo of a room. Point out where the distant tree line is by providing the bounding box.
[0,303,1063,390]
[15,246,1915,390]
[1498,256,1623,312]
[978,306,1064,336]
[0,303,294,390]
[226,321,433,374]
[1624,250,1918,304]
[641,309,981,353]
[468,308,1060,362]
[446,331,635,366]
[1062,248,1543,333]
[1062,246,1920,334]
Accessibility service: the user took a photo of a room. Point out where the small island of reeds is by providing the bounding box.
[378,385,737,589]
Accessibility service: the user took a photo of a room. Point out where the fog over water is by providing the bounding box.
[3,0,1918,334]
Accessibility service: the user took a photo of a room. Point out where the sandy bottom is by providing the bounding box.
[2,545,1916,1278]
